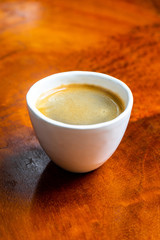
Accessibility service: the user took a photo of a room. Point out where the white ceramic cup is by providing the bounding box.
[26,71,133,173]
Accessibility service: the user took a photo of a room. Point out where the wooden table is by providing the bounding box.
[0,0,160,239]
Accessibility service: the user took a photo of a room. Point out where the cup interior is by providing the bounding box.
[26,71,133,128]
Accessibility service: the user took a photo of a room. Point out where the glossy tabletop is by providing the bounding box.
[0,0,160,239]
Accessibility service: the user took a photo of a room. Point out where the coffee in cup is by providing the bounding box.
[36,84,125,125]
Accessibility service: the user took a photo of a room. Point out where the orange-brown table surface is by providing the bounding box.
[0,0,160,239]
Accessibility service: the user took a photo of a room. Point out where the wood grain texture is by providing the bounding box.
[0,0,160,239]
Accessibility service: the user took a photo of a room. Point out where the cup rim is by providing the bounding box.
[26,71,133,130]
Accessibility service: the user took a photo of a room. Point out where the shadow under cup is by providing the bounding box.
[26,71,133,173]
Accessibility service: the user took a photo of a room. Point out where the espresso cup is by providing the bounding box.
[26,71,133,173]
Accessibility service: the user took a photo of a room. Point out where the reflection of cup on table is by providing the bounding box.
[26,71,133,173]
